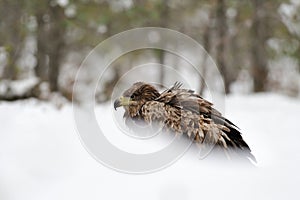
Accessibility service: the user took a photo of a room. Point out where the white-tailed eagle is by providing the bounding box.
[114,82,255,162]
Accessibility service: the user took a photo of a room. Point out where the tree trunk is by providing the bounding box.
[1,0,24,80]
[250,0,268,92]
[158,50,165,86]
[2,48,20,80]
[158,0,169,87]
[215,0,230,93]
[48,5,65,92]
[35,4,65,92]
[35,11,49,82]
[199,16,211,95]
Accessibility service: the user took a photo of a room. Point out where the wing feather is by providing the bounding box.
[156,82,253,153]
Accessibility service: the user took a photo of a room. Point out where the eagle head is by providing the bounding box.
[114,82,160,117]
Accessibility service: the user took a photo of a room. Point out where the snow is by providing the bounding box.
[0,93,300,200]
[0,77,39,97]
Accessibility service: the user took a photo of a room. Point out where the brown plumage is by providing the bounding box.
[114,82,255,162]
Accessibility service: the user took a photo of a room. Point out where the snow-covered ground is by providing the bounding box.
[0,93,299,200]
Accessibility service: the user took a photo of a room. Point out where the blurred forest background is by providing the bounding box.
[1,0,300,102]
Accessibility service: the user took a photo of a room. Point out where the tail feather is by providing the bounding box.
[223,125,256,163]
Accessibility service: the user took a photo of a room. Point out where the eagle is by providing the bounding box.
[114,82,255,162]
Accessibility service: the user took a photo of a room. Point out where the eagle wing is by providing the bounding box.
[154,82,252,154]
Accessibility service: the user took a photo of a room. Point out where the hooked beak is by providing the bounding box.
[113,96,133,110]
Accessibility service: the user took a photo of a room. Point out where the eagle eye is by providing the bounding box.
[130,94,136,99]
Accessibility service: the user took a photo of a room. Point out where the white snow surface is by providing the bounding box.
[0,93,300,200]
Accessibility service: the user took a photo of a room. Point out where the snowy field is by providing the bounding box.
[0,93,300,200]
